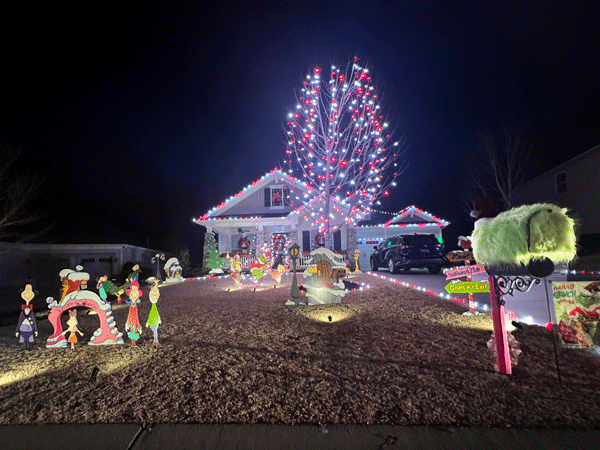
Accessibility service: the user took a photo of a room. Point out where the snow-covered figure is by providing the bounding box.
[164,258,184,282]
[125,280,143,346]
[302,248,347,305]
[146,279,162,346]
[59,266,89,301]
[62,309,83,350]
[16,287,38,350]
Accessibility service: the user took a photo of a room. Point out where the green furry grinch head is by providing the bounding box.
[471,203,576,266]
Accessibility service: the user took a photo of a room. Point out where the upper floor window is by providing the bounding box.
[264,185,289,209]
[555,171,567,194]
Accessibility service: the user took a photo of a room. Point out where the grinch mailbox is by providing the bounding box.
[302,248,347,304]
[471,203,576,375]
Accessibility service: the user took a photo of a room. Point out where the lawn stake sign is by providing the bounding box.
[302,248,347,305]
[445,263,487,315]
[444,280,489,294]
[552,281,600,349]
[472,203,576,375]
[46,268,124,348]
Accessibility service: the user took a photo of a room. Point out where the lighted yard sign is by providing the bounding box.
[445,264,486,280]
[445,280,489,294]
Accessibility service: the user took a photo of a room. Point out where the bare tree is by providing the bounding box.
[469,125,535,210]
[284,59,407,248]
[0,143,46,242]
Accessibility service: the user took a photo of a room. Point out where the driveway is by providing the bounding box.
[366,268,570,326]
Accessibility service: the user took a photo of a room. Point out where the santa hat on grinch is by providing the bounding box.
[470,196,502,231]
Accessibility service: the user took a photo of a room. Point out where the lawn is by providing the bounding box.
[0,274,599,427]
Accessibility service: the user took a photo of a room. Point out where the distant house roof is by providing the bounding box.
[517,143,600,191]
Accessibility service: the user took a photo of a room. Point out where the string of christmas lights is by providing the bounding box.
[283,58,407,237]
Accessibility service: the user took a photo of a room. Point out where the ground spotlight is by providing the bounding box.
[90,367,100,382]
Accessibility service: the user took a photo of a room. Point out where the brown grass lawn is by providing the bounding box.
[0,274,599,427]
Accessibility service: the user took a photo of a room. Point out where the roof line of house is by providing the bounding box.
[517,143,600,190]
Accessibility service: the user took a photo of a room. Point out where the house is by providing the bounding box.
[0,242,174,289]
[511,143,600,255]
[193,169,449,268]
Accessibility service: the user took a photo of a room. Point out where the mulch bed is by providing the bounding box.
[0,274,599,427]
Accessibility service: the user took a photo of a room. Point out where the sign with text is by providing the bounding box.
[446,250,474,262]
[445,280,489,294]
[552,281,600,348]
[445,264,487,280]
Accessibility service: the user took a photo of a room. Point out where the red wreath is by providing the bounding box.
[315,233,325,246]
[238,236,250,251]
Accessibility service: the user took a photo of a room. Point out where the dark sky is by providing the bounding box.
[3,1,599,263]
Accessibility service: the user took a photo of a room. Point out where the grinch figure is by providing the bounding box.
[249,254,268,285]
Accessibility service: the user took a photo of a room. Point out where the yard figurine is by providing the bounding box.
[164,258,184,283]
[125,280,143,346]
[62,309,84,350]
[302,247,347,304]
[146,279,162,346]
[16,284,38,350]
[249,254,269,285]
[354,249,361,272]
[59,266,89,300]
[230,254,244,289]
[97,275,126,304]
[96,276,108,303]
[238,229,251,254]
[127,264,141,283]
[271,264,285,286]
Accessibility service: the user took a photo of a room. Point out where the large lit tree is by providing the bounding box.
[284,59,406,247]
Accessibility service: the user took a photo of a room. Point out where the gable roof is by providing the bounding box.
[196,168,315,221]
[384,205,449,228]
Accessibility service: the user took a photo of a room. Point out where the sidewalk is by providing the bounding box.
[1,424,598,450]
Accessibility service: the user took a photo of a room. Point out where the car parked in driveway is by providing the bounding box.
[370,233,447,274]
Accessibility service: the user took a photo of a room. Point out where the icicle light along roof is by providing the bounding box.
[196,168,315,221]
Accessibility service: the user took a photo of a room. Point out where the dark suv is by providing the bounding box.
[370,234,446,274]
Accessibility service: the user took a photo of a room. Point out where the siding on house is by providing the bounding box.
[213,179,294,217]
[512,144,600,236]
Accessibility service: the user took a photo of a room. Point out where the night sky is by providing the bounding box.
[3,2,599,265]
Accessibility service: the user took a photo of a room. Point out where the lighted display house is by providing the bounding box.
[193,169,449,268]
[302,248,347,305]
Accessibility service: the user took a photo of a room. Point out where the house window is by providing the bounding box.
[265,185,289,209]
[555,171,567,194]
[271,186,283,207]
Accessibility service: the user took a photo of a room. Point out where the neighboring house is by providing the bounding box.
[193,169,449,268]
[512,143,600,254]
[0,243,173,288]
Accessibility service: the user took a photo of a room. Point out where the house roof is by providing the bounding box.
[384,205,449,227]
[195,168,315,221]
[516,143,600,191]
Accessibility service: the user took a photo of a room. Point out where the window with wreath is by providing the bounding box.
[264,185,290,209]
